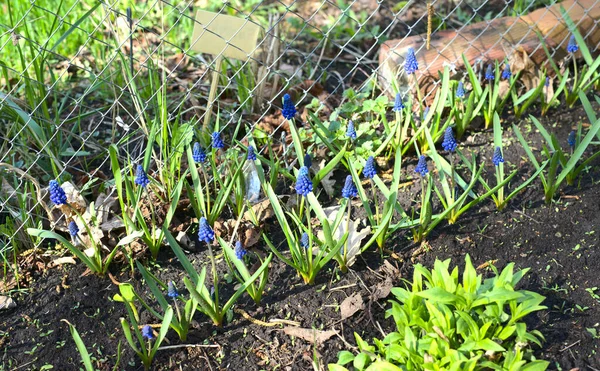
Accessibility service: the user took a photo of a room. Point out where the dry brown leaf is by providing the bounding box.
[52,257,77,266]
[340,292,364,320]
[282,327,338,346]
[372,278,393,301]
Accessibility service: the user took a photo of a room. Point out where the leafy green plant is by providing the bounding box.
[164,228,269,326]
[513,115,600,204]
[330,255,549,370]
[119,297,173,371]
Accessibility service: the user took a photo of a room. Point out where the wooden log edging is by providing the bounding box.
[378,0,600,99]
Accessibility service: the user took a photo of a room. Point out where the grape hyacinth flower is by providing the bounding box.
[300,232,309,250]
[492,146,504,166]
[167,281,179,299]
[135,165,150,188]
[442,127,458,152]
[234,241,247,260]
[192,142,207,163]
[393,93,404,112]
[485,64,494,81]
[49,180,67,206]
[68,221,79,237]
[567,35,579,54]
[212,132,224,149]
[295,166,313,197]
[363,156,377,179]
[142,325,154,340]
[247,146,257,161]
[341,175,358,199]
[501,64,511,80]
[404,47,418,74]
[456,81,465,99]
[545,76,550,88]
[304,153,312,168]
[282,93,297,120]
[415,155,429,176]
[568,130,576,149]
[198,217,215,244]
[346,121,357,140]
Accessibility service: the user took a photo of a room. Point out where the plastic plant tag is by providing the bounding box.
[243,161,261,204]
[190,10,262,61]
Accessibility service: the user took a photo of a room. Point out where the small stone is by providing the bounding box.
[555,232,562,238]
[0,296,16,311]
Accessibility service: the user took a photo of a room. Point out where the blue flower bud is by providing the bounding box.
[212,132,224,149]
[404,47,418,75]
[492,146,504,166]
[485,64,494,81]
[393,93,404,112]
[300,232,309,250]
[282,94,297,120]
[68,221,79,237]
[501,64,511,80]
[415,155,428,176]
[295,166,313,197]
[456,81,465,99]
[441,127,458,152]
[142,325,154,340]
[568,130,576,148]
[341,175,358,199]
[198,217,215,244]
[192,142,207,163]
[235,241,247,259]
[247,146,257,161]
[346,121,357,140]
[49,180,67,206]
[134,165,150,188]
[363,156,377,179]
[167,281,179,299]
[567,35,579,54]
[544,77,550,87]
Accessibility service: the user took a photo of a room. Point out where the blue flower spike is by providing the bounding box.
[235,241,247,260]
[442,127,458,152]
[198,217,215,244]
[492,146,504,166]
[567,35,579,54]
[422,107,430,121]
[404,47,418,75]
[544,77,550,88]
[282,93,297,120]
[295,166,313,197]
[501,64,511,80]
[212,132,225,149]
[142,325,154,340]
[304,153,312,168]
[300,232,309,250]
[247,146,257,161]
[393,93,404,112]
[363,156,377,179]
[135,165,150,188]
[456,81,465,99]
[341,175,358,199]
[415,155,429,177]
[167,281,179,299]
[485,64,495,81]
[346,121,357,140]
[68,221,79,237]
[49,180,67,206]
[192,142,207,163]
[568,130,576,149]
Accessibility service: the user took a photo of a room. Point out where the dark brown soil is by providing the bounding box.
[1,102,600,371]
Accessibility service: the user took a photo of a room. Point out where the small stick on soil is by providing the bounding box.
[513,210,541,224]
[158,344,221,350]
[559,340,581,352]
[329,283,357,292]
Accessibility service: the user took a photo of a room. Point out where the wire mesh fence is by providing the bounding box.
[0,0,598,275]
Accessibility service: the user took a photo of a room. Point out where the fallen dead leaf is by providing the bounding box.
[340,292,364,320]
[52,257,76,266]
[282,327,338,346]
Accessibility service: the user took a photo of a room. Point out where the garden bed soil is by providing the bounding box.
[2,103,600,370]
